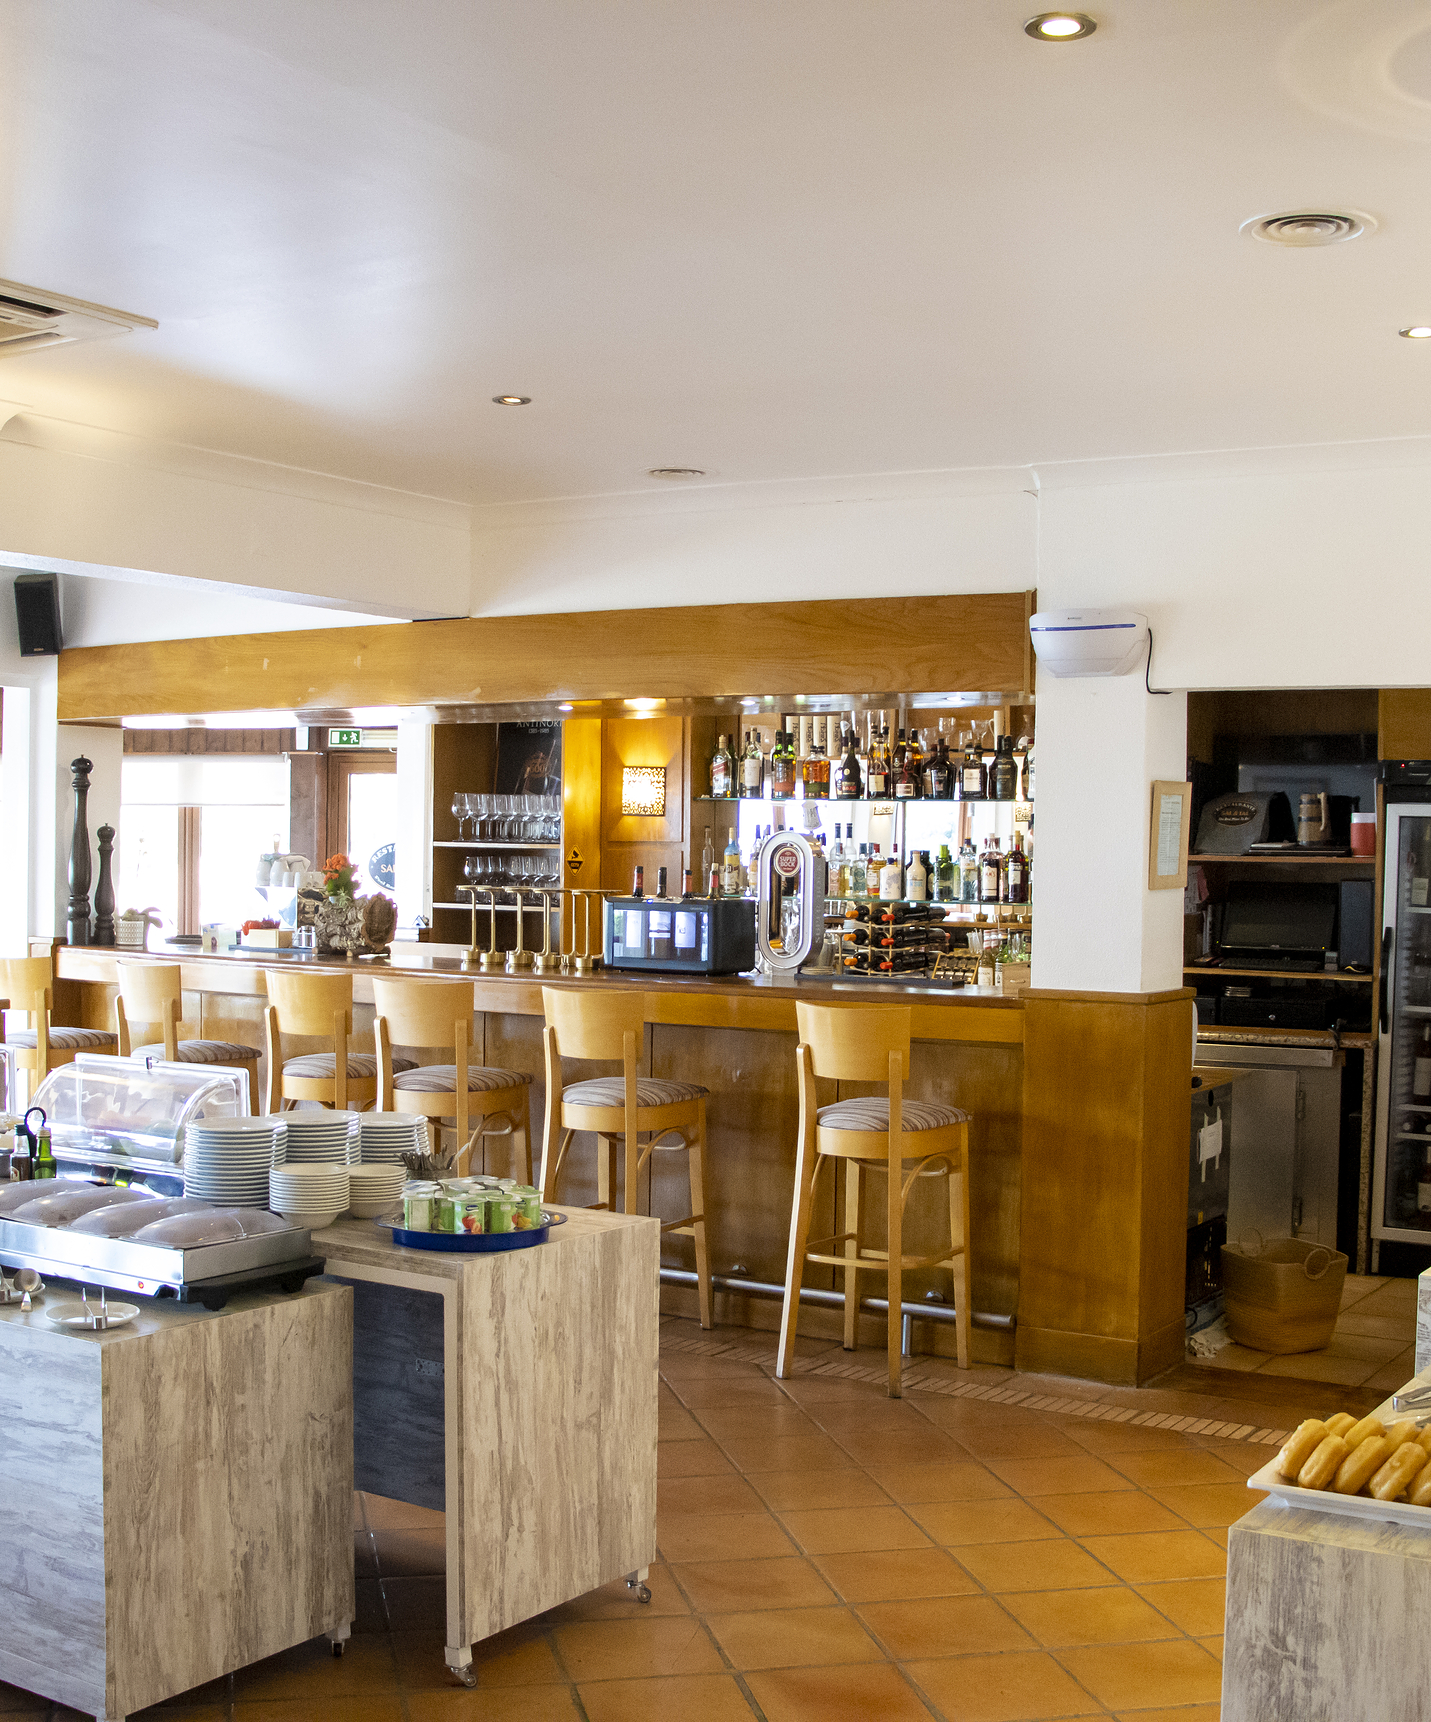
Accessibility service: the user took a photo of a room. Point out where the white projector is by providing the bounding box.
[1028,608,1150,677]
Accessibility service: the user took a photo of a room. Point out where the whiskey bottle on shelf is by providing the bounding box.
[936,843,956,901]
[908,731,926,797]
[866,843,883,900]
[892,729,907,788]
[740,731,763,798]
[837,726,863,800]
[865,720,889,798]
[1019,734,1035,801]
[991,736,1018,801]
[771,731,796,801]
[802,730,830,800]
[980,836,1003,904]
[960,733,986,801]
[925,729,949,799]
[894,741,918,798]
[1004,834,1028,905]
[710,735,734,798]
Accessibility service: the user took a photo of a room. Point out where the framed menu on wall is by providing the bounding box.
[1150,779,1192,891]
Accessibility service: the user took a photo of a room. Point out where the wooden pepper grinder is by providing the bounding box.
[93,824,116,947]
[67,756,93,947]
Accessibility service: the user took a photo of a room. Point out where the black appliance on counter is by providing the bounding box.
[603,896,756,975]
[1218,881,1338,972]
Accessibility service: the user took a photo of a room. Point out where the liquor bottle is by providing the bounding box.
[741,731,763,798]
[702,826,715,885]
[1019,735,1035,801]
[960,837,979,904]
[865,720,888,798]
[880,849,904,900]
[925,731,949,800]
[707,864,721,898]
[655,866,669,898]
[894,742,918,799]
[632,864,645,898]
[866,843,883,900]
[710,735,734,798]
[771,731,796,801]
[802,731,829,800]
[936,843,956,901]
[1004,834,1028,905]
[838,726,863,800]
[960,733,986,800]
[980,836,1003,904]
[746,824,765,894]
[681,868,694,899]
[908,730,926,798]
[892,729,907,786]
[1415,1022,1431,1100]
[906,850,929,902]
[850,842,868,897]
[722,830,743,897]
[991,736,1018,801]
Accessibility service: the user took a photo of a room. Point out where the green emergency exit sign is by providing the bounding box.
[329,728,363,747]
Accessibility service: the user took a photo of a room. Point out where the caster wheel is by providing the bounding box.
[332,1643,345,1658]
[628,1582,652,1604]
[456,1666,478,1688]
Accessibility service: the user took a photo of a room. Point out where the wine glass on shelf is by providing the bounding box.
[451,794,469,840]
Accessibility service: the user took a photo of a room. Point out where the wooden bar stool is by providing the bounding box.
[540,985,713,1328]
[0,956,116,1106]
[263,969,413,1113]
[776,1001,971,1396]
[372,975,533,1181]
[115,958,262,1112]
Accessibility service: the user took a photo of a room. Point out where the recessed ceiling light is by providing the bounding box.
[623,698,663,711]
[492,394,530,406]
[1025,12,1096,39]
[557,702,574,711]
[647,467,706,479]
[1401,326,1431,338]
[1241,210,1376,247]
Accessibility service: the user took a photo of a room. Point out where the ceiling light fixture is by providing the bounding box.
[1241,211,1376,247]
[647,467,706,479]
[1401,326,1431,339]
[492,394,531,406]
[558,702,574,711]
[1024,12,1096,39]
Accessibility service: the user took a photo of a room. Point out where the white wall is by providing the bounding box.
[56,572,405,648]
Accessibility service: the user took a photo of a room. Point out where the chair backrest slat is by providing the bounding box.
[116,959,182,1028]
[265,969,354,1038]
[542,985,644,1061]
[371,976,474,1050]
[796,1001,911,1083]
[0,956,52,1023]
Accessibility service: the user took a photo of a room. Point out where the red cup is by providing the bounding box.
[1350,815,1376,857]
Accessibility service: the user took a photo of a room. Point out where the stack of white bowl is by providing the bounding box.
[281,1110,362,1165]
[184,1117,288,1208]
[268,1163,351,1229]
[359,1113,429,1166]
[347,1162,407,1218]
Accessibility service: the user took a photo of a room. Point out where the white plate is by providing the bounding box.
[46,1300,141,1330]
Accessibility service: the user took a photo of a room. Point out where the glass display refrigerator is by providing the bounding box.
[1373,778,1431,1242]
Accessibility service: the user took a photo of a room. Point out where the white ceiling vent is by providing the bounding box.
[0,279,157,357]
[1241,210,1377,247]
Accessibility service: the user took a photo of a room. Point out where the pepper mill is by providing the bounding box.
[67,756,93,947]
[93,824,116,947]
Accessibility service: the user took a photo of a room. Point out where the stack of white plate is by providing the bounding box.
[184,1117,288,1207]
[281,1110,362,1165]
[347,1162,407,1218]
[359,1113,429,1166]
[268,1163,350,1229]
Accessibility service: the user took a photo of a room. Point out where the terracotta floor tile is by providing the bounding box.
[658,1472,768,1517]
[1034,1492,1186,1538]
[868,1461,1014,1504]
[987,1454,1136,1497]
[1000,1585,1180,1649]
[672,1556,836,1613]
[1255,1350,1380,1385]
[405,1688,582,1721]
[779,1504,932,1554]
[1199,1635,1223,1661]
[660,1407,708,1441]
[1363,1349,1419,1393]
[1202,1528,1230,1551]
[659,1439,737,1479]
[543,1564,689,1622]
[1078,1531,1226,1585]
[834,1428,975,1467]
[1106,1451,1245,1489]
[362,1493,445,1531]
[696,1405,819,1441]
[906,1497,1061,1546]
[906,1649,1103,1720]
[577,1672,756,1722]
[231,1635,398,1699]
[232,1700,404,1722]
[1110,1709,1219,1722]
[814,1546,981,1603]
[675,1378,799,1409]
[812,1399,946,1433]
[373,1527,446,1576]
[1135,1578,1227,1637]
[1147,1483,1264,1529]
[956,1538,1116,1594]
[390,1626,563,1691]
[745,1661,937,1722]
[382,1575,447,1632]
[551,1616,725,1682]
[1336,1310,1418,1341]
[1063,1423,1202,1457]
[704,1604,884,1670]
[1058,1639,1222,1710]
[1340,1273,1386,1307]
[658,1510,798,1564]
[721,1434,861,1474]
[927,1419,1088,1462]
[859,1593,1035,1660]
[748,1468,893,1511]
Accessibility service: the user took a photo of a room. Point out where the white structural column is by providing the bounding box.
[1030,672,1188,995]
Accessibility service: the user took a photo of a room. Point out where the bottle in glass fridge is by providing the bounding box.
[936,843,956,901]
[879,849,904,900]
[980,836,1003,904]
[710,735,734,798]
[906,850,929,902]
[741,731,763,798]
[722,830,742,898]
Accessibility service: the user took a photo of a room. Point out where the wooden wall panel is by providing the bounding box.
[601,716,688,894]
[1379,689,1431,763]
[58,593,1036,722]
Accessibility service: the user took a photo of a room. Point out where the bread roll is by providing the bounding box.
[1276,1420,1329,1480]
[1333,1436,1392,1495]
[1298,1434,1349,1491]
[1408,1464,1431,1507]
[1324,1413,1357,1439]
[1385,1419,1420,1452]
[1343,1415,1385,1450]
[1370,1442,1427,1501]
[1415,1426,1431,1455]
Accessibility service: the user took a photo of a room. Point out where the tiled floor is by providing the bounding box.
[1189,1271,1419,1388]
[1,1308,1411,1722]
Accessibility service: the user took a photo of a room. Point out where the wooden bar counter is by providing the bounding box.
[54,946,1026,1365]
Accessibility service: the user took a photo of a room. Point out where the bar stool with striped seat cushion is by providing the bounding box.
[115,958,263,1113]
[541,986,713,1328]
[776,1001,972,1395]
[263,968,407,1113]
[0,955,116,1104]
[373,975,532,1181]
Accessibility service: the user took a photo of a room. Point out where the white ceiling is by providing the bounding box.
[2,0,1430,507]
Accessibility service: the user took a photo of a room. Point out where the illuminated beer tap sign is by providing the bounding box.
[755,831,828,982]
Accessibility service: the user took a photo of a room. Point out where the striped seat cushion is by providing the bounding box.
[817,1097,969,1134]
[6,1027,117,1050]
[134,1040,259,1064]
[393,1064,532,1095]
[283,1052,415,1080]
[563,1076,707,1109]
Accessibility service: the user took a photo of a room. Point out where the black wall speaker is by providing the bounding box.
[14,572,61,656]
[1338,879,1374,972]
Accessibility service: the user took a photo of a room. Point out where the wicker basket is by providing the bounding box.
[1220,1234,1347,1355]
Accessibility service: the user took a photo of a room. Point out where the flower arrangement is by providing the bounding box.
[323,853,358,899]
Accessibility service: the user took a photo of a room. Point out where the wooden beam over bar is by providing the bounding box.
[57,591,1036,721]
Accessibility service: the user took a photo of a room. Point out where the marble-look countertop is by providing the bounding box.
[315,1205,649,1280]
[0,1278,331,1345]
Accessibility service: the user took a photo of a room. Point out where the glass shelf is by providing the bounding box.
[433,840,562,850]
[693,795,1025,809]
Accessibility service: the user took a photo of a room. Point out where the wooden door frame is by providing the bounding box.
[326,752,396,864]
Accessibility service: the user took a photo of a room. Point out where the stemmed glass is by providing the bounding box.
[451,794,469,840]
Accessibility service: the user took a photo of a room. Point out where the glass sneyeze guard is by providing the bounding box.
[755,831,828,982]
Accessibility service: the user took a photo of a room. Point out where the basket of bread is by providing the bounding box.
[1249,1411,1431,1524]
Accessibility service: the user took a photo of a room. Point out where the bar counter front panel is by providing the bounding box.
[53,948,1025,1363]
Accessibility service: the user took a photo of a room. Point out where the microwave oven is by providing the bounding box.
[603,896,757,975]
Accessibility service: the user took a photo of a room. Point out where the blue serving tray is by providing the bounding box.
[377,1211,567,1253]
